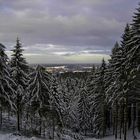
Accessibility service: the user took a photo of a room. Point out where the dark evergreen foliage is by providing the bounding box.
[10,38,29,132]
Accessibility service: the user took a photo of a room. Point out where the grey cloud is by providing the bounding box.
[0,0,139,63]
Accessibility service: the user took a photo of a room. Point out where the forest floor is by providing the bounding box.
[0,131,77,140]
[0,132,44,140]
[1,113,140,140]
[85,129,140,140]
[0,131,140,140]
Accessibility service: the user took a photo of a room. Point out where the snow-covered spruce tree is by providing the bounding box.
[0,43,15,125]
[119,24,133,140]
[125,4,140,100]
[86,65,96,131]
[123,5,140,135]
[60,77,81,130]
[105,42,123,139]
[27,65,52,134]
[103,52,117,133]
[49,76,64,128]
[105,23,138,140]
[91,59,107,137]
[10,38,29,132]
[107,25,132,140]
[78,82,90,135]
[86,65,96,95]
[105,42,123,102]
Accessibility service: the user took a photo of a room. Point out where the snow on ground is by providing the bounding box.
[0,132,75,140]
[0,132,43,140]
[85,130,140,140]
[0,133,138,140]
[0,131,76,140]
[0,129,140,140]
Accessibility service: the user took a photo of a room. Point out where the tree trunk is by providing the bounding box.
[20,110,22,130]
[115,103,118,139]
[128,104,131,129]
[39,118,42,136]
[120,123,122,139]
[8,109,10,121]
[124,101,127,140]
[52,117,55,140]
[0,107,2,125]
[119,107,122,139]
[132,103,136,138]
[85,129,87,136]
[0,106,2,128]
[137,104,140,132]
[31,117,33,134]
[103,108,106,137]
[16,93,21,132]
[43,121,45,137]
[113,116,115,135]
[17,109,20,132]
[107,110,111,130]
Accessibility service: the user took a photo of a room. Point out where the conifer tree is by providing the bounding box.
[27,65,52,119]
[49,76,64,126]
[105,42,123,104]
[123,5,140,136]
[92,59,107,137]
[78,83,90,135]
[86,66,96,131]
[120,24,132,140]
[106,42,123,139]
[61,78,80,129]
[0,43,15,125]
[10,38,29,132]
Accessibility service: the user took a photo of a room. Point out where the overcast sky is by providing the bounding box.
[0,0,139,64]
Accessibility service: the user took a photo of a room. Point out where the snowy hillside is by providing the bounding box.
[0,131,77,140]
[0,132,43,140]
[1,132,139,140]
[86,130,140,140]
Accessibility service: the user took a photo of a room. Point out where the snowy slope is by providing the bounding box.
[0,132,43,140]
[86,130,140,140]
[0,131,76,140]
[0,130,140,140]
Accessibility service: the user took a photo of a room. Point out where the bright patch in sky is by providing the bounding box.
[0,0,139,63]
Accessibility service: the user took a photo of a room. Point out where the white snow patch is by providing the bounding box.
[0,132,43,140]
[85,130,140,140]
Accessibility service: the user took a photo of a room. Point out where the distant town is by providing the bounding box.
[30,63,100,74]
